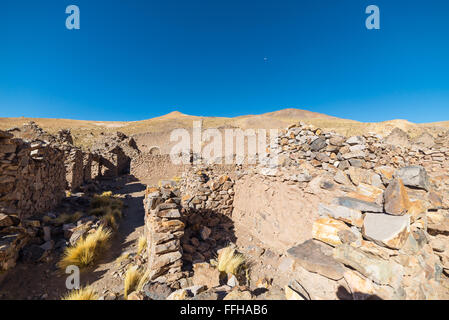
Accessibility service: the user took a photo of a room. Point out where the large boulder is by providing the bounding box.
[395,166,430,191]
[362,213,410,249]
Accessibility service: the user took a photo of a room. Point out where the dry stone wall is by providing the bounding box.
[272,121,449,173]
[143,185,187,289]
[0,130,66,271]
[140,121,449,299]
[0,125,138,273]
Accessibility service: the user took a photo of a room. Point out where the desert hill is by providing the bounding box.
[0,108,448,151]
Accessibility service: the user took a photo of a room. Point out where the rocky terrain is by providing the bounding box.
[1,110,449,300]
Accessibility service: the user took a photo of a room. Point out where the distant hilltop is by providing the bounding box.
[1,108,448,150]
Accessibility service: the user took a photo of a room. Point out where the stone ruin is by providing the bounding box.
[140,121,449,299]
[0,124,140,272]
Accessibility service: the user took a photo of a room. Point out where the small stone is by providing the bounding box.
[346,136,366,146]
[192,262,221,288]
[223,289,253,300]
[143,283,172,300]
[334,170,351,185]
[227,274,238,287]
[310,138,327,152]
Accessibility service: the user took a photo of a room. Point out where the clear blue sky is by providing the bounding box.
[1,0,448,122]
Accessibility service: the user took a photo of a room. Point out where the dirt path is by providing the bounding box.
[0,176,148,300]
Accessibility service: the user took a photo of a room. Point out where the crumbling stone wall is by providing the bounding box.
[0,130,66,271]
[0,131,66,219]
[178,167,236,265]
[83,152,93,182]
[140,120,449,299]
[272,122,449,173]
[63,147,84,191]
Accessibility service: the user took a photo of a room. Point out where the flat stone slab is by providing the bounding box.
[318,203,363,228]
[333,244,403,286]
[336,196,383,213]
[287,239,344,280]
[362,213,410,250]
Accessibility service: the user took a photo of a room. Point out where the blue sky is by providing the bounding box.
[1,0,448,122]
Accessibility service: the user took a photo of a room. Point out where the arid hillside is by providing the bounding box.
[1,108,447,152]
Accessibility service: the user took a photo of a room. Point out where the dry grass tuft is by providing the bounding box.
[62,286,99,300]
[137,235,147,255]
[58,226,112,270]
[90,192,123,212]
[136,268,151,292]
[89,192,123,230]
[124,265,142,299]
[217,246,247,276]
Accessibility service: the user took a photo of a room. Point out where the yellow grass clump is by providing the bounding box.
[136,268,151,292]
[62,286,99,300]
[58,226,112,270]
[137,235,147,255]
[89,192,123,230]
[124,265,142,299]
[90,192,123,211]
[101,191,113,197]
[217,246,247,276]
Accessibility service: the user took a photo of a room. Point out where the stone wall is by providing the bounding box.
[0,130,66,271]
[130,153,186,182]
[0,131,66,219]
[143,185,187,289]
[272,122,449,173]
[302,165,449,299]
[63,147,84,191]
[139,120,449,299]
